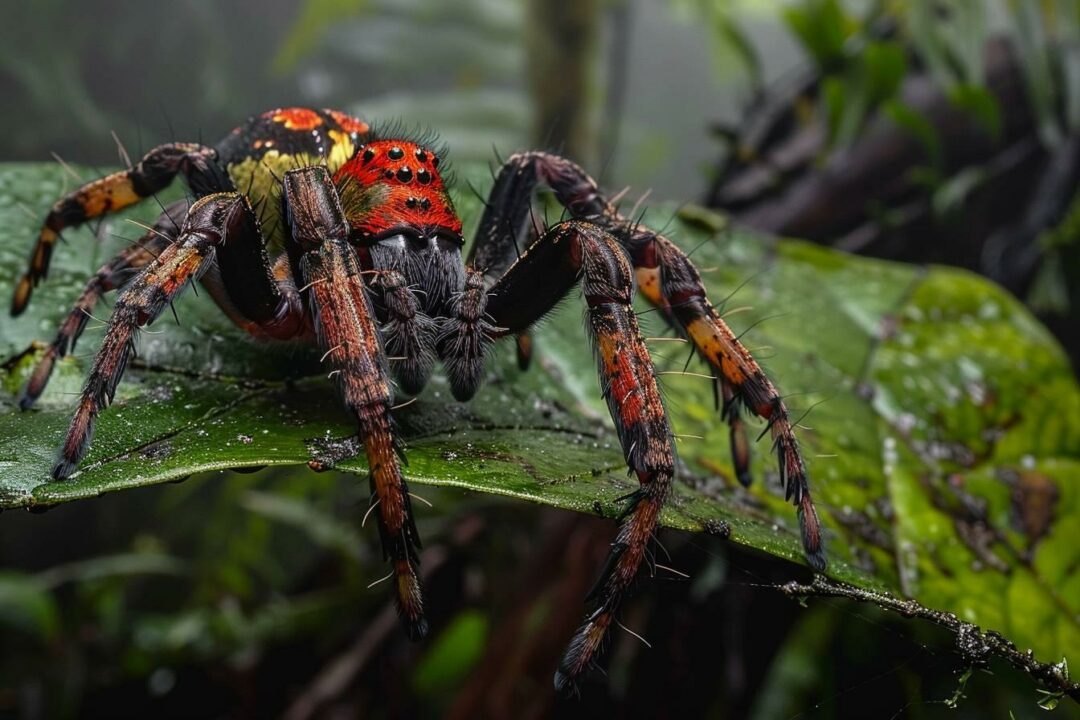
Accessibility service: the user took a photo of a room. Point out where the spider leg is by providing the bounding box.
[483,151,824,571]
[437,268,496,401]
[196,193,307,342]
[18,200,187,410]
[285,167,427,639]
[484,220,675,692]
[369,269,437,395]
[632,242,754,490]
[475,152,751,479]
[469,156,538,279]
[51,192,249,480]
[12,142,227,315]
[639,235,824,569]
[468,154,545,370]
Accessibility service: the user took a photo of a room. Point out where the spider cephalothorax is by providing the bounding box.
[11,107,825,691]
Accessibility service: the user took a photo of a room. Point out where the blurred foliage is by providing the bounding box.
[687,0,1080,164]
[272,0,371,74]
[696,0,1080,373]
[412,610,488,698]
[786,1,963,148]
[0,0,531,167]
[272,0,532,159]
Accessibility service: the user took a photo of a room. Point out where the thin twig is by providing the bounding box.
[780,576,1079,702]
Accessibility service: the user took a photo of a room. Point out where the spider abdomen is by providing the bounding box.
[215,108,370,249]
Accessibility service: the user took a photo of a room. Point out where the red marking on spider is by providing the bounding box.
[326,109,370,135]
[269,107,323,130]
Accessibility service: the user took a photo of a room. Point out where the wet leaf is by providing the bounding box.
[1,162,1077,673]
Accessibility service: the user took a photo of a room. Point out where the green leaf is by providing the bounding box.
[931,164,988,220]
[239,490,367,562]
[829,73,869,149]
[820,40,907,150]
[1,162,1079,677]
[0,573,59,640]
[413,610,488,698]
[0,549,182,644]
[709,10,764,89]
[782,0,855,71]
[907,0,960,89]
[1011,0,1065,147]
[863,41,907,105]
[883,99,944,173]
[948,83,1003,141]
[820,75,849,146]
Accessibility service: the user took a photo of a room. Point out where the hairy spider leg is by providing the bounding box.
[637,235,823,569]
[435,268,496,401]
[12,142,227,315]
[719,379,753,488]
[467,151,544,371]
[475,151,759,489]
[484,220,676,693]
[367,269,438,396]
[195,194,307,343]
[51,192,249,480]
[18,200,188,410]
[483,152,825,571]
[625,241,755,490]
[286,167,427,640]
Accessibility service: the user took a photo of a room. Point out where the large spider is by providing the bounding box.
[11,107,824,690]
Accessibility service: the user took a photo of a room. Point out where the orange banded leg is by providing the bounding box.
[634,261,754,488]
[52,193,245,480]
[486,221,675,692]
[19,201,186,410]
[12,142,225,316]
[302,239,426,639]
[645,235,824,570]
[286,167,426,639]
[720,381,753,488]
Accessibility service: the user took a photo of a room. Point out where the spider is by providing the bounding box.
[10,107,824,691]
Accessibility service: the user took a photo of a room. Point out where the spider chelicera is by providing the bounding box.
[10,107,824,691]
